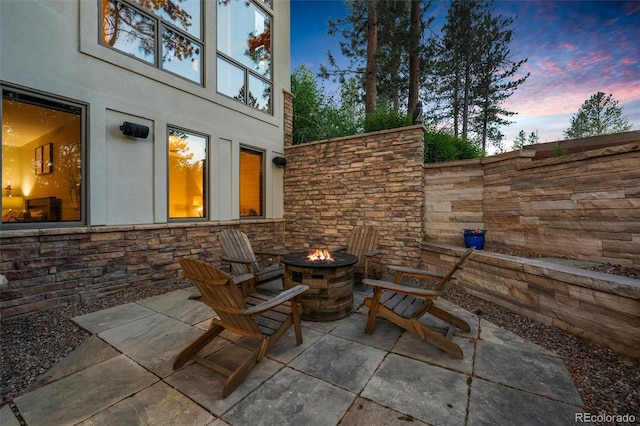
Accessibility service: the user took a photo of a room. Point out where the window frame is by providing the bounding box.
[1,85,87,228]
[239,146,265,219]
[166,125,209,221]
[99,0,205,85]
[216,0,273,114]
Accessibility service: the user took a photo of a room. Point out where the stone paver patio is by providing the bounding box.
[1,282,586,426]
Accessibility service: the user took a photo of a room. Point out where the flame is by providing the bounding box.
[307,249,334,262]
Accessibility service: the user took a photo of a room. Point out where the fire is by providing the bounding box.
[306,249,334,262]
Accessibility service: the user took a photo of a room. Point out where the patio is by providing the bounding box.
[1,281,585,426]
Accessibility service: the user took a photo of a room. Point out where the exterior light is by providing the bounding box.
[120,122,149,139]
[272,156,286,167]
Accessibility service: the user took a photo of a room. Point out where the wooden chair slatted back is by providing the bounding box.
[180,258,261,334]
[435,247,475,293]
[347,225,379,267]
[219,229,259,276]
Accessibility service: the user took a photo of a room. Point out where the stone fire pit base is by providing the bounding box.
[283,263,354,321]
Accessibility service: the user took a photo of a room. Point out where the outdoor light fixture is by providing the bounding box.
[272,156,287,167]
[120,122,150,139]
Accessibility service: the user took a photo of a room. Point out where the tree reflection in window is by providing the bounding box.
[217,0,272,112]
[101,0,202,84]
[168,128,206,219]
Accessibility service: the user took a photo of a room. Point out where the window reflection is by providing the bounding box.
[102,0,156,64]
[217,57,245,101]
[248,74,271,113]
[168,128,207,219]
[217,0,272,112]
[240,147,263,217]
[101,0,203,84]
[131,0,202,38]
[217,0,271,78]
[162,27,202,82]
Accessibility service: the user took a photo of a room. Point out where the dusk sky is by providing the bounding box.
[290,0,640,149]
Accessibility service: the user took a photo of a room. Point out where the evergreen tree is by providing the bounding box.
[564,92,632,139]
[428,0,528,153]
[513,130,527,149]
[321,0,432,115]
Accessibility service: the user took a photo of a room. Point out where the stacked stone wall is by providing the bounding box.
[283,126,425,274]
[424,141,640,268]
[1,221,284,318]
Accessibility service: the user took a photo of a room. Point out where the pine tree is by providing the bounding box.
[564,92,632,139]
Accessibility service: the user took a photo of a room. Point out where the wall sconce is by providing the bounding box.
[272,156,287,167]
[120,122,150,139]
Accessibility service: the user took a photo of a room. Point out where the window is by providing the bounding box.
[101,0,203,84]
[217,0,272,113]
[240,147,264,217]
[168,128,207,219]
[2,88,84,224]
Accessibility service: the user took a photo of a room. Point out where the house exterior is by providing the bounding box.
[1,0,289,227]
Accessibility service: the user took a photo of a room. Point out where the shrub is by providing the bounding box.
[424,132,483,163]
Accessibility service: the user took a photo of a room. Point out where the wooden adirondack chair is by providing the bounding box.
[362,247,475,359]
[219,229,287,292]
[174,258,308,398]
[333,225,381,282]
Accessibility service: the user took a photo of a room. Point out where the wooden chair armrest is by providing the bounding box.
[364,249,381,257]
[387,265,445,279]
[362,278,443,298]
[242,285,309,316]
[221,255,256,265]
[231,273,255,286]
[329,246,348,252]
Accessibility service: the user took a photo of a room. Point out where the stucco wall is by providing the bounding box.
[283,126,426,275]
[1,0,289,225]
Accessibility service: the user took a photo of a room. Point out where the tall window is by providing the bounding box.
[101,0,203,84]
[168,128,207,219]
[2,88,84,224]
[240,147,264,217]
[217,0,272,113]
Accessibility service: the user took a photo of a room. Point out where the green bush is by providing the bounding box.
[363,108,412,133]
[424,132,483,163]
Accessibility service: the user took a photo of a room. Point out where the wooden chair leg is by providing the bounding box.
[412,320,464,359]
[223,346,262,398]
[292,299,303,345]
[427,304,471,333]
[365,290,382,334]
[173,324,224,369]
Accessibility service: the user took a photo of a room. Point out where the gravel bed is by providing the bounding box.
[2,276,639,425]
[1,279,192,407]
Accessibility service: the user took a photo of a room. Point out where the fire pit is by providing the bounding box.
[281,250,358,321]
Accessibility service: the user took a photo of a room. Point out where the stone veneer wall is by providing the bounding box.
[0,220,285,318]
[424,141,640,268]
[421,242,640,358]
[283,125,425,274]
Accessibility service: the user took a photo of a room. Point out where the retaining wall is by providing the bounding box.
[421,242,640,358]
[424,139,640,268]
